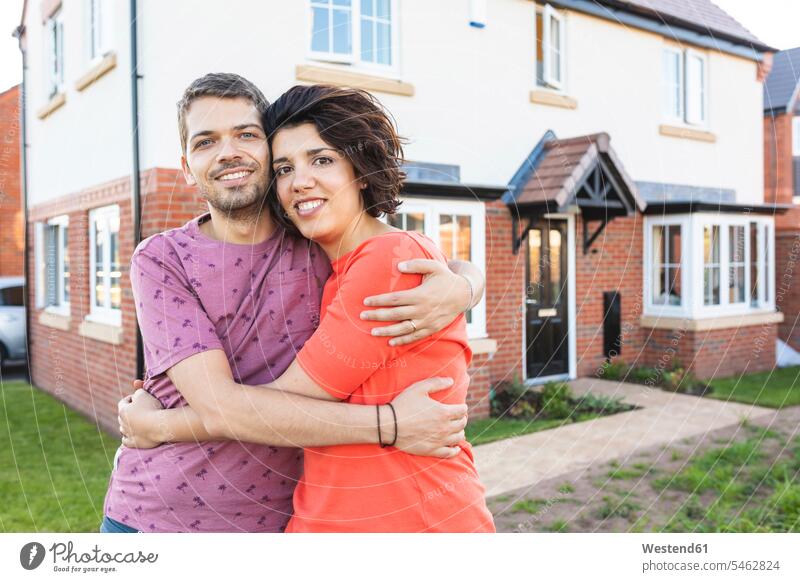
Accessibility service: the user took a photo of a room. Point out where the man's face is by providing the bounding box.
[181,97,269,213]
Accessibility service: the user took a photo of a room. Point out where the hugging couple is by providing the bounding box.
[105,73,495,533]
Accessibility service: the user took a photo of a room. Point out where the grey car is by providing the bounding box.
[0,276,26,367]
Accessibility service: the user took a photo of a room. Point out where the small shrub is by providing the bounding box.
[597,360,628,380]
[539,382,574,420]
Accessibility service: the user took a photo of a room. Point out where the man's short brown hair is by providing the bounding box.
[263,84,405,230]
[177,73,269,154]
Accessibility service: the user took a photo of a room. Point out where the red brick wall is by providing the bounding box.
[483,201,525,387]
[27,168,204,433]
[575,213,646,376]
[0,85,23,277]
[640,324,776,379]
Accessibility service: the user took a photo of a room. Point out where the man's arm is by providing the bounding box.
[360,258,485,346]
[119,349,466,458]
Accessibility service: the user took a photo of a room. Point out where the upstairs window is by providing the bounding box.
[310,0,396,69]
[88,0,112,61]
[663,47,708,126]
[535,3,565,90]
[44,10,65,98]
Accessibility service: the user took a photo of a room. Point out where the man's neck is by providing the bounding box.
[200,205,276,245]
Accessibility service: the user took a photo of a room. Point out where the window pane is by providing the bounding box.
[456,216,471,261]
[0,286,24,307]
[376,21,391,65]
[332,7,352,54]
[361,0,373,16]
[750,222,759,306]
[704,225,720,305]
[764,225,770,302]
[361,18,374,62]
[62,226,70,304]
[528,229,542,304]
[652,225,664,304]
[311,7,330,53]
[535,12,544,86]
[549,17,561,83]
[376,0,389,18]
[333,0,351,5]
[729,226,745,304]
[439,215,454,260]
[549,228,561,300]
[662,50,681,118]
[686,54,705,124]
[109,213,121,310]
[406,212,424,233]
[94,219,106,308]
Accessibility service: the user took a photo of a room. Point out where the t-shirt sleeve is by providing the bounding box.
[296,233,434,400]
[131,237,224,379]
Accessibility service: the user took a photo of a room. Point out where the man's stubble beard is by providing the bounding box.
[200,176,270,224]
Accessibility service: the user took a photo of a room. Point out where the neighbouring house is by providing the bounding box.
[764,47,800,353]
[17,0,781,430]
[0,84,23,278]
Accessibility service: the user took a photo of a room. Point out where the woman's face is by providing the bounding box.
[271,122,365,245]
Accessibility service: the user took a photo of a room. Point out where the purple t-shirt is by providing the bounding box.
[103,213,331,532]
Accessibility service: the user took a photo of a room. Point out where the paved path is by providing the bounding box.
[474,377,773,497]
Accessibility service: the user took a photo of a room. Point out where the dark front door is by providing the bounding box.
[525,219,569,379]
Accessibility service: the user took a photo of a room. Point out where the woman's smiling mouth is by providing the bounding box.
[294,198,326,217]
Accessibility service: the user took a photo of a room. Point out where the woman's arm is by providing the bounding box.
[361,258,485,346]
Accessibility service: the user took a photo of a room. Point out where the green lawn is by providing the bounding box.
[0,380,118,532]
[707,366,800,408]
[466,413,601,446]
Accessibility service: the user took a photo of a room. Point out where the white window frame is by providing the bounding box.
[88,204,122,326]
[44,9,65,98]
[793,116,800,156]
[662,46,709,128]
[644,216,689,318]
[662,46,684,123]
[644,214,774,319]
[541,3,565,90]
[87,0,113,63]
[307,0,400,75]
[42,215,70,316]
[387,198,487,338]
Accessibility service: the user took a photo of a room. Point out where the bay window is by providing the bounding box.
[645,215,774,318]
[387,199,486,338]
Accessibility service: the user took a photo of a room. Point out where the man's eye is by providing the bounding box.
[241,132,257,138]
[195,139,212,149]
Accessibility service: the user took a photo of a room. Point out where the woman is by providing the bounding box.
[123,85,495,533]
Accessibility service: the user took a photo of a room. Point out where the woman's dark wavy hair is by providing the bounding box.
[263,85,405,232]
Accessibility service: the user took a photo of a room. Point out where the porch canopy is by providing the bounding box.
[504,131,645,254]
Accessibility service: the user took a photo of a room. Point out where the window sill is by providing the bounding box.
[37,92,66,120]
[295,64,415,97]
[79,319,123,345]
[38,310,70,331]
[659,124,716,143]
[468,337,497,355]
[529,90,577,110]
[640,310,783,331]
[75,52,117,92]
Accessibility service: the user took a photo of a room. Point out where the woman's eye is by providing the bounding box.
[313,156,333,166]
[274,166,292,176]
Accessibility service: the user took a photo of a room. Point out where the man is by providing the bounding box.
[104,73,484,533]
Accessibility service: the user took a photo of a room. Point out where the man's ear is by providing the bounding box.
[181,155,197,186]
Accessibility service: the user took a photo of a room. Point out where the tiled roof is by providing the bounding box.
[764,47,800,113]
[596,0,770,50]
[509,132,645,212]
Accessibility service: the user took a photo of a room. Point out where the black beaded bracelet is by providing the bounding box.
[385,403,398,448]
[376,404,384,447]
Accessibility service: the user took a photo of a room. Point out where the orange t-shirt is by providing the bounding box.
[287,231,495,533]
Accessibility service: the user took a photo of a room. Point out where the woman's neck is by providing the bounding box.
[319,214,394,261]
